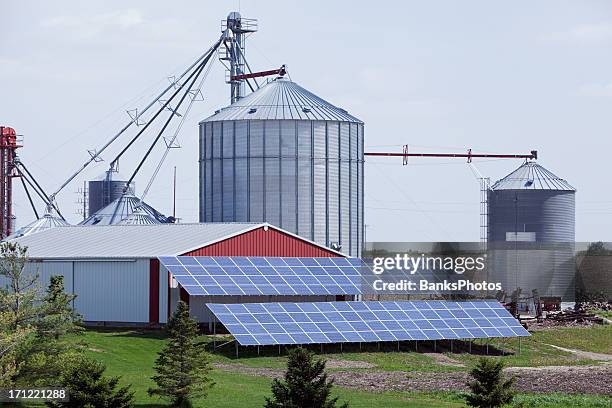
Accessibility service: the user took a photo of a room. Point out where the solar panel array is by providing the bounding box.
[159,256,363,296]
[207,300,530,346]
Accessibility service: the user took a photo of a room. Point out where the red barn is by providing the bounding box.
[9,223,343,326]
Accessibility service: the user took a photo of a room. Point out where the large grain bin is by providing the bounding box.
[488,161,576,301]
[199,77,364,256]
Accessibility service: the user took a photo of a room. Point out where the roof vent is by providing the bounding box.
[248,107,257,114]
[302,107,311,113]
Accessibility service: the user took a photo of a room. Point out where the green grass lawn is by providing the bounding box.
[590,309,612,321]
[202,325,612,371]
[74,326,612,407]
[529,325,611,354]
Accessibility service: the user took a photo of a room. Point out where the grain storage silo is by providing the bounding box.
[488,161,576,301]
[88,170,134,216]
[199,77,364,256]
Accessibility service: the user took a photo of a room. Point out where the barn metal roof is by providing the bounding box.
[9,223,264,259]
[201,77,362,123]
[491,161,575,191]
[8,222,344,259]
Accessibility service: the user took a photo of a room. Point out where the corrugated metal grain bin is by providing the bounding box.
[488,161,576,301]
[88,170,134,216]
[199,77,364,256]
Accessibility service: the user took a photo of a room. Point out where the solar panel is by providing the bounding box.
[207,300,530,346]
[159,256,363,296]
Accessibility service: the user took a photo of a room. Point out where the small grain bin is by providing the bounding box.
[488,161,576,301]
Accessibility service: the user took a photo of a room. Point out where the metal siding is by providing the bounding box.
[204,162,212,221]
[74,259,149,322]
[249,158,264,221]
[149,258,159,323]
[211,160,222,221]
[340,123,350,253]
[350,123,358,257]
[235,159,248,220]
[281,159,296,231]
[159,264,168,324]
[222,158,234,221]
[199,124,205,221]
[30,261,74,293]
[313,122,327,244]
[358,124,364,256]
[327,122,340,246]
[297,122,312,239]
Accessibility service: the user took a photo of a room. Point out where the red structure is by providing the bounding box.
[0,126,20,238]
[365,146,537,164]
[147,224,343,324]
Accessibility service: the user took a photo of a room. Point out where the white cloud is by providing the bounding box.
[41,9,143,36]
[543,22,612,45]
[578,82,612,97]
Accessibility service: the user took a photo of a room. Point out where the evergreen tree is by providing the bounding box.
[47,355,134,408]
[265,347,348,408]
[38,276,82,340]
[465,358,515,408]
[0,242,40,386]
[0,242,82,386]
[148,301,214,407]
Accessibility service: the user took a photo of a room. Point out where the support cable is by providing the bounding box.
[125,40,220,188]
[49,44,221,204]
[139,58,215,203]
[15,167,50,216]
[15,162,65,220]
[111,37,222,171]
[19,175,39,219]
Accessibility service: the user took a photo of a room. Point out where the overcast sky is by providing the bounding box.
[1,1,611,242]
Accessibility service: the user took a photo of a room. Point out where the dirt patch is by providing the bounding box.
[325,359,376,369]
[87,347,104,353]
[545,344,612,362]
[215,362,612,395]
[422,353,465,367]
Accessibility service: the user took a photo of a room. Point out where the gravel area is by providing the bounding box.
[214,362,612,395]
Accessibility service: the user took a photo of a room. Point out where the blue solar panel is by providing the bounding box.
[207,300,530,346]
[158,256,362,296]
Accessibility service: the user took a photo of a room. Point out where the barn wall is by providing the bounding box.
[182,227,342,257]
[73,259,149,322]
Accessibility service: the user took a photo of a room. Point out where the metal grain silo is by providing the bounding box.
[88,170,134,216]
[488,161,576,301]
[199,77,364,256]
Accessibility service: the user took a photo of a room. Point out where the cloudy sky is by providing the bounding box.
[1,1,611,242]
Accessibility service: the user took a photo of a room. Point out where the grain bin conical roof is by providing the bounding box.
[79,194,169,225]
[491,161,575,191]
[201,77,362,122]
[6,211,70,240]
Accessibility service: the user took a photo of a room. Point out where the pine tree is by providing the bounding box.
[148,301,214,407]
[47,355,134,408]
[38,275,82,340]
[0,242,83,386]
[466,358,515,408]
[265,347,348,408]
